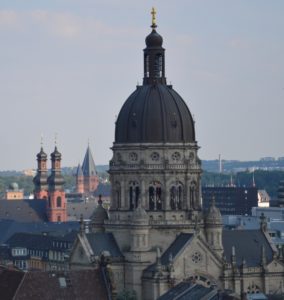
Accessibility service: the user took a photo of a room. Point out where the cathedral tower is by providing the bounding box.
[75,163,84,194]
[33,146,48,199]
[81,145,99,194]
[47,146,66,222]
[105,8,203,297]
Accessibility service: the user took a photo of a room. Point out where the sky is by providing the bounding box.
[0,0,283,170]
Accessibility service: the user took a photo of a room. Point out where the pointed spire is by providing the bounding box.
[82,145,97,176]
[76,163,83,177]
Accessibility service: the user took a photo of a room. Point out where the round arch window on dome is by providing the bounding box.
[149,181,162,211]
[129,181,140,210]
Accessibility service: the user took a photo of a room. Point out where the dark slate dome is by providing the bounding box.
[146,29,163,48]
[115,84,195,143]
[115,13,195,144]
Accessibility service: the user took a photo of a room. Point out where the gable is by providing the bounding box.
[173,236,223,283]
[69,236,93,266]
[222,230,274,267]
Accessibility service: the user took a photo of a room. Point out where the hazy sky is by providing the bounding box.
[0,0,283,170]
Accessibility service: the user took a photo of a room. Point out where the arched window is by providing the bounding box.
[145,54,150,77]
[56,196,62,208]
[170,182,183,210]
[129,181,139,210]
[154,54,163,77]
[115,182,121,209]
[149,181,162,211]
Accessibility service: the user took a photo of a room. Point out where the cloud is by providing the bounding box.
[0,9,143,41]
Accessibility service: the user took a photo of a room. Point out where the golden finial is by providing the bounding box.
[151,7,157,28]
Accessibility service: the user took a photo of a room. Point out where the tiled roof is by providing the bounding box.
[0,266,24,300]
[146,233,194,272]
[222,229,274,266]
[67,201,97,220]
[161,233,194,266]
[6,232,78,251]
[0,219,79,244]
[86,232,123,258]
[0,268,109,300]
[0,200,47,222]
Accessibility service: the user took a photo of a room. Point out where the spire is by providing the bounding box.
[82,145,97,176]
[76,163,83,177]
[143,8,166,85]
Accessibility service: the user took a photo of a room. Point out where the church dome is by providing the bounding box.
[145,29,163,48]
[115,84,195,143]
[9,182,19,191]
[37,147,47,160]
[115,16,195,144]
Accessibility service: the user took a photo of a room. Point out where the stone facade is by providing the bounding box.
[69,12,284,300]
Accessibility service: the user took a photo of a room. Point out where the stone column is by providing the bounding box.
[165,174,171,210]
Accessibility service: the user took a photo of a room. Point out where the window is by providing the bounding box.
[129,181,140,210]
[149,181,162,211]
[170,182,183,210]
[56,197,62,207]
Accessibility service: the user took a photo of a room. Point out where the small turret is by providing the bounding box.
[205,196,223,256]
[33,146,48,199]
[90,195,108,232]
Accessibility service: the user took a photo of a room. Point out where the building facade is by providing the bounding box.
[69,11,284,300]
[202,187,258,215]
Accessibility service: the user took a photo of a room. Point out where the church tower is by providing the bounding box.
[33,146,48,199]
[76,163,84,194]
[47,146,66,222]
[105,8,202,297]
[81,145,99,194]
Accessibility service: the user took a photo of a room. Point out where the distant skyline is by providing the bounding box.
[1,0,283,170]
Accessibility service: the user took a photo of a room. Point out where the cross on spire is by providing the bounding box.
[151,7,157,28]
